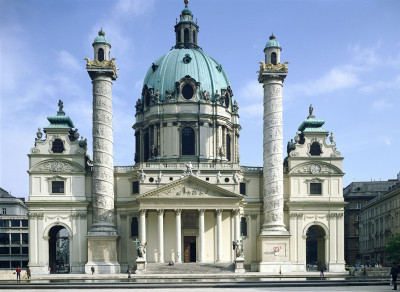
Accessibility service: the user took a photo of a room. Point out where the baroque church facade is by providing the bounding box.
[26,2,345,274]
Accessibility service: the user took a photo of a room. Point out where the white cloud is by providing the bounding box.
[237,80,263,100]
[57,50,81,71]
[240,103,263,117]
[384,137,392,146]
[371,99,392,111]
[114,0,154,18]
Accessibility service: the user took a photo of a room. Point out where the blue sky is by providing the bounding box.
[1,0,399,198]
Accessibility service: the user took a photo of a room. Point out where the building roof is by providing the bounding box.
[46,111,75,129]
[93,29,110,46]
[265,34,281,48]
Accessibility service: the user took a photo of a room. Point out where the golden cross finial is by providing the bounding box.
[184,0,189,6]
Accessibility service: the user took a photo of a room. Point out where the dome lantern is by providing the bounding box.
[174,0,199,49]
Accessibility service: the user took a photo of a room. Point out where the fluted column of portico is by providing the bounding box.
[233,209,240,240]
[139,210,146,244]
[216,209,223,262]
[157,209,164,263]
[175,209,182,263]
[198,209,205,262]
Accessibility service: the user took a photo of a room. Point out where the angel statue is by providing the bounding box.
[232,239,243,258]
[137,241,147,258]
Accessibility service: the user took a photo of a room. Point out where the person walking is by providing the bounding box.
[320,267,324,278]
[16,266,21,281]
[91,266,95,275]
[26,266,31,279]
[127,268,131,278]
[391,262,400,290]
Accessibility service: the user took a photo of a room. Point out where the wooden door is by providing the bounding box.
[184,236,196,263]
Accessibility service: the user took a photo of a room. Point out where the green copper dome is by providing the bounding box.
[143,48,230,102]
[93,29,110,46]
[181,5,192,16]
[265,34,280,48]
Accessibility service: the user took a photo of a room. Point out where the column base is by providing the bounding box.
[235,257,246,273]
[86,235,120,274]
[328,262,346,272]
[258,232,291,273]
[135,258,147,274]
[29,264,50,275]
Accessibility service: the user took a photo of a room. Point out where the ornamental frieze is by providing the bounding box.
[258,61,289,73]
[85,58,118,71]
[39,161,73,172]
[28,213,44,219]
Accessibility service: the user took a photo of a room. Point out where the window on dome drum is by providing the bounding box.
[184,28,189,45]
[131,217,138,237]
[52,139,64,153]
[177,30,181,43]
[271,52,277,65]
[182,84,194,100]
[145,92,151,108]
[98,48,104,61]
[132,181,139,194]
[193,31,196,44]
[225,94,230,108]
[2,208,6,215]
[52,181,64,194]
[181,127,195,155]
[310,183,322,195]
[144,132,150,161]
[240,182,246,195]
[240,217,248,237]
[309,142,322,156]
[226,134,231,161]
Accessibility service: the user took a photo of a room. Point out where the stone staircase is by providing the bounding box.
[144,262,235,274]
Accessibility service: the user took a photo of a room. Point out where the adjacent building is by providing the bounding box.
[358,177,400,266]
[343,175,399,265]
[0,188,29,269]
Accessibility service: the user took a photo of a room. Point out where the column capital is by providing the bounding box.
[198,209,205,215]
[175,209,182,215]
[215,209,223,215]
[232,209,240,215]
[157,209,164,215]
[139,209,147,215]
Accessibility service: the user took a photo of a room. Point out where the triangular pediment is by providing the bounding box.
[138,175,242,200]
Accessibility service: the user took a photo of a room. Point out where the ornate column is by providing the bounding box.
[139,210,147,245]
[175,209,182,263]
[198,209,205,262]
[215,209,222,262]
[157,209,164,263]
[85,30,120,274]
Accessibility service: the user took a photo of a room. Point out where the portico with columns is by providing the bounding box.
[135,175,243,264]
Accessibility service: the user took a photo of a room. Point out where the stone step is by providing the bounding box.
[144,262,235,274]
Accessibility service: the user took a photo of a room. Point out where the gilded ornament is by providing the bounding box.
[84,57,119,71]
[258,61,289,73]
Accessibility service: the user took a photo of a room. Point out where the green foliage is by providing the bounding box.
[386,233,400,262]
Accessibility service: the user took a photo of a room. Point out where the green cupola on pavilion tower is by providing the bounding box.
[174,0,199,49]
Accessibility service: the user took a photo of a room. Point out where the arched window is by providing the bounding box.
[131,217,138,237]
[184,28,189,45]
[309,142,322,156]
[98,48,104,61]
[225,94,230,108]
[182,127,195,155]
[177,30,181,44]
[145,91,151,108]
[52,139,64,153]
[226,134,231,161]
[193,31,196,44]
[144,132,150,161]
[240,217,247,237]
[271,52,277,65]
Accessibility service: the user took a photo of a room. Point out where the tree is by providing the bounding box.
[386,232,400,262]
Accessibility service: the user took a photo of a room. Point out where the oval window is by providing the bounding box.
[182,84,194,100]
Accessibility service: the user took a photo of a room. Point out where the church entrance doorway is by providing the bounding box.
[183,236,196,262]
[48,225,70,274]
[306,225,326,271]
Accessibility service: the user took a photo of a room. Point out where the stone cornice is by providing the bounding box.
[26,201,89,207]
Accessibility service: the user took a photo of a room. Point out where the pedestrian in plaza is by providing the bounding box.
[26,266,31,279]
[91,266,95,275]
[320,267,324,278]
[16,266,21,281]
[391,262,400,290]
[127,268,131,278]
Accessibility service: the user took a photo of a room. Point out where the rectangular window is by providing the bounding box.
[0,219,9,227]
[132,181,139,194]
[240,183,246,195]
[22,233,28,244]
[11,220,20,227]
[11,247,20,255]
[0,261,10,269]
[310,183,322,195]
[52,181,65,193]
[0,233,9,244]
[21,220,28,227]
[2,208,6,215]
[11,261,20,269]
[356,203,362,209]
[21,247,29,255]
[11,233,20,244]
[0,247,9,254]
